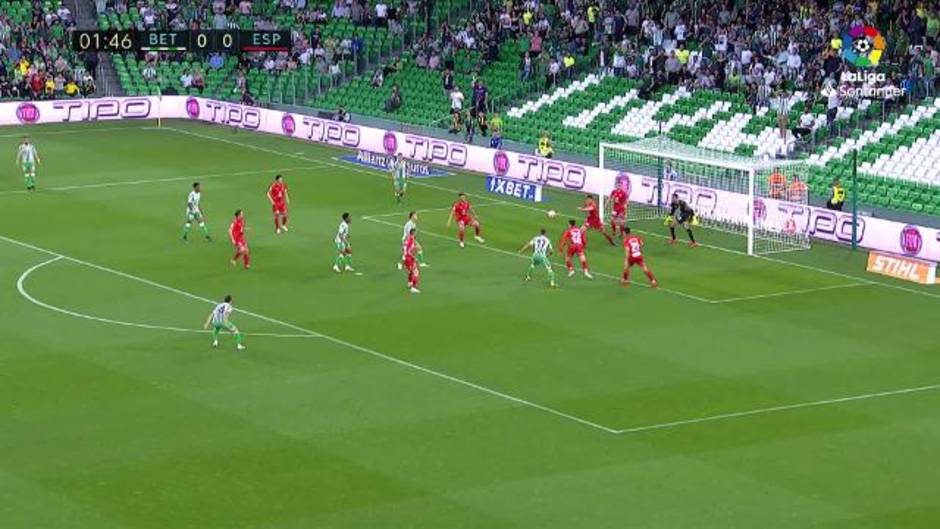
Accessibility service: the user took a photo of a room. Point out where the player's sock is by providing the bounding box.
[242,252,251,268]
[580,256,589,271]
[458,228,465,243]
[565,257,574,271]
[669,227,677,240]
[334,254,344,269]
[234,331,244,346]
[686,229,696,243]
[526,263,535,279]
[282,214,288,228]
[212,327,221,341]
[25,175,35,189]
[546,267,556,285]
[274,216,281,232]
[645,270,657,284]
[622,270,630,283]
[183,223,192,239]
[474,225,481,237]
[199,223,209,239]
[344,254,353,268]
[396,193,402,205]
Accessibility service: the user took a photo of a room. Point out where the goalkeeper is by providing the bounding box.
[665,193,698,247]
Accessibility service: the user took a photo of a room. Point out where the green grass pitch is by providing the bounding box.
[2,119,939,529]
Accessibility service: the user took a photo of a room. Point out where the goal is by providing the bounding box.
[599,137,811,256]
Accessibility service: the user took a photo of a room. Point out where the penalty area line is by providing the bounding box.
[615,382,940,434]
[2,233,620,435]
[706,282,870,304]
[363,202,513,220]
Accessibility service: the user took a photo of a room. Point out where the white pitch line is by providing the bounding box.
[707,282,870,304]
[0,166,323,197]
[16,256,317,339]
[616,382,940,434]
[0,125,156,138]
[365,202,511,219]
[2,233,619,435]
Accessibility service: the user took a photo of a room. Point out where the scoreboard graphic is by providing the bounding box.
[71,30,291,53]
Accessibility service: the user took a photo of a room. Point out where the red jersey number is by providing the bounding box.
[566,228,583,246]
[624,235,643,258]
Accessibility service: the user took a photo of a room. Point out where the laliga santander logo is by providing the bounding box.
[492,151,510,176]
[16,102,40,123]
[184,97,200,119]
[841,24,886,68]
[899,225,923,256]
[382,131,398,155]
[281,114,296,136]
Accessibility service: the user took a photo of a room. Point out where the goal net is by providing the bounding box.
[599,137,811,256]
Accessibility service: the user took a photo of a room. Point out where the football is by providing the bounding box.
[547,209,557,218]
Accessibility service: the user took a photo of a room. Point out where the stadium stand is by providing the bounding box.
[4,0,940,217]
[0,0,94,99]
[98,0,432,102]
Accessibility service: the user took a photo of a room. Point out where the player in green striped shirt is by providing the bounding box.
[519,228,557,288]
[16,136,40,191]
[182,182,212,241]
[397,211,429,269]
[391,153,408,204]
[333,212,355,273]
[203,295,246,350]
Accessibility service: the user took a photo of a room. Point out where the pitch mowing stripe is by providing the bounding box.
[16,256,317,339]
[0,166,324,197]
[615,383,940,434]
[362,214,709,302]
[1,234,620,435]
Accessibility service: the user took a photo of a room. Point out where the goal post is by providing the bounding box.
[599,137,811,256]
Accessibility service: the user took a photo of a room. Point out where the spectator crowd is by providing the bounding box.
[0,2,96,100]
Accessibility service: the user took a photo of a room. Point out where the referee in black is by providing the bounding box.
[667,193,698,246]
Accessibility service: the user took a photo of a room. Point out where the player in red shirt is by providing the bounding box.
[621,227,657,287]
[446,192,484,248]
[266,174,290,234]
[609,186,629,239]
[229,209,251,269]
[402,227,422,294]
[579,194,615,245]
[559,219,593,278]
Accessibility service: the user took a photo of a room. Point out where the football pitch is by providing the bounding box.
[2,119,939,529]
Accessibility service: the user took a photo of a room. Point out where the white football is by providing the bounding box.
[547,209,557,218]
